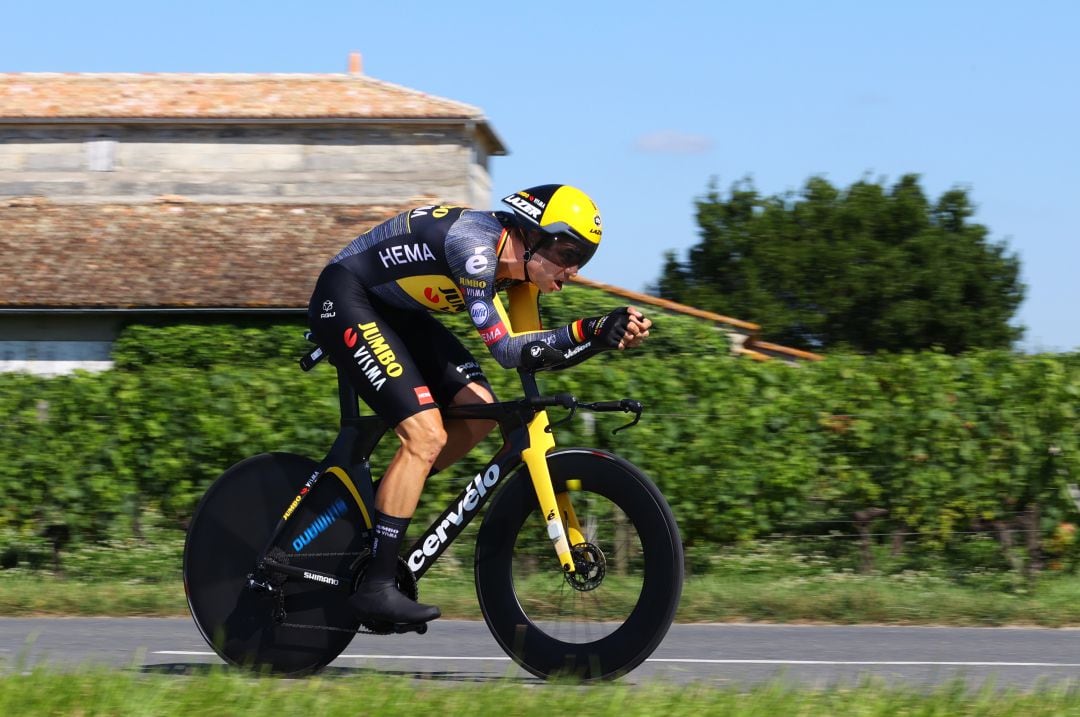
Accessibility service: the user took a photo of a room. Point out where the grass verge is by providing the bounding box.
[5,570,1080,626]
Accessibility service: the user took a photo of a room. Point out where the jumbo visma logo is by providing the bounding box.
[292,498,349,552]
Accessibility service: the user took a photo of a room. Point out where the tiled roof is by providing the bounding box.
[0,199,408,308]
[0,200,820,361]
[0,73,487,121]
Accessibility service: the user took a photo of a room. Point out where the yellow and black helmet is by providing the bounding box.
[501,184,602,269]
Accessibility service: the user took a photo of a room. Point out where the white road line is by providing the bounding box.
[647,659,1080,667]
[151,652,1080,667]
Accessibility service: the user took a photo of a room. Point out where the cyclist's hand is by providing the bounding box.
[619,307,651,350]
[587,306,651,350]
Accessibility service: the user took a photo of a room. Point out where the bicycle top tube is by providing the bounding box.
[298,333,642,431]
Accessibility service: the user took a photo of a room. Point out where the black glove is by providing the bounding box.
[581,307,632,349]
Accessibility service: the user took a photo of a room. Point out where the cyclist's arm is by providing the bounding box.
[479,288,641,369]
[445,214,632,369]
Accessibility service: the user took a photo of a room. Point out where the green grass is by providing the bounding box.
[6,570,1080,626]
[3,668,1080,716]
[6,536,1080,625]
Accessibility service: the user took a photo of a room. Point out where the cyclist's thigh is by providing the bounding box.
[308,263,438,426]
[375,303,496,407]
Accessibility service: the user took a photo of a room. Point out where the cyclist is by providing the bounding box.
[307,184,652,625]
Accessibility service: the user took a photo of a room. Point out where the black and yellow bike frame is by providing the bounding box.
[255,361,586,590]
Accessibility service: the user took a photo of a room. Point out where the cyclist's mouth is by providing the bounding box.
[554,280,564,291]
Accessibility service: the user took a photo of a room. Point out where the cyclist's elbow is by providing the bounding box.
[489,343,519,370]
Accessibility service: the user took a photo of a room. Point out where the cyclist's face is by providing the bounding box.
[528,250,578,294]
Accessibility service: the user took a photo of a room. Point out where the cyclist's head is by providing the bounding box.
[500,184,602,270]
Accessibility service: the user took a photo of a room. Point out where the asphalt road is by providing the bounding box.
[3,618,1080,688]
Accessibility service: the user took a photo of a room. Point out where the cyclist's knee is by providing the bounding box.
[450,382,495,407]
[396,410,447,463]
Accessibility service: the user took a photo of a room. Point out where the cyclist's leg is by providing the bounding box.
[308,264,443,623]
[386,309,498,471]
[377,410,446,516]
[435,383,496,471]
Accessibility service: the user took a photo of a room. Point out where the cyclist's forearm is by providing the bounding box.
[486,324,580,368]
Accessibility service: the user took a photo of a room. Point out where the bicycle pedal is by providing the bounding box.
[390,621,428,635]
[360,619,429,635]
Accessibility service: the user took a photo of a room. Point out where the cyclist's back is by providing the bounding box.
[329,206,500,314]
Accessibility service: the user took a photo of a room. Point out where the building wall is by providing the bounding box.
[0,123,493,206]
[0,120,497,375]
[0,315,119,375]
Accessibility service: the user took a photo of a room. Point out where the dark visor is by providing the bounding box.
[533,221,598,269]
[535,234,596,269]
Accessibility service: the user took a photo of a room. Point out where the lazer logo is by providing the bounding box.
[504,194,542,219]
[407,466,501,571]
[292,498,348,552]
[303,571,340,587]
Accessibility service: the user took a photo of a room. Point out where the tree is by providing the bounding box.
[655,175,1025,353]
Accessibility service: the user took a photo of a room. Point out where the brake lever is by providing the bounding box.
[545,402,578,433]
[579,399,644,434]
[612,399,643,434]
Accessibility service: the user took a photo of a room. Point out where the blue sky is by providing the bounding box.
[3,1,1077,351]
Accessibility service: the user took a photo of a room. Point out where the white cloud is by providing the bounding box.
[633,130,714,155]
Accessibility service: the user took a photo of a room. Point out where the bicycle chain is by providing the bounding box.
[281,551,364,559]
[279,621,381,635]
[271,553,417,636]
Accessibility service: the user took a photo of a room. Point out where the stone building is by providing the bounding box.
[0,58,817,373]
[0,55,507,373]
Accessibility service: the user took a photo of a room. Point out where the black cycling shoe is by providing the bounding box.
[349,581,441,624]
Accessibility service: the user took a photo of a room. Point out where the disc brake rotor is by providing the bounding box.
[565,542,606,591]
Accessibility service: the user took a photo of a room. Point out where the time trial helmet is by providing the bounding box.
[500,184,602,269]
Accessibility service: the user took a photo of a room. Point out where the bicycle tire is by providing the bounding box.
[474,448,683,680]
[183,452,366,675]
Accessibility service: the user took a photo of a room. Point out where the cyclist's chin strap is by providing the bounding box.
[522,248,534,283]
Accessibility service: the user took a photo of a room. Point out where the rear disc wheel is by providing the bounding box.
[183,452,366,675]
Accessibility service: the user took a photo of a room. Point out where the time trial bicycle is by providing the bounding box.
[183,335,683,680]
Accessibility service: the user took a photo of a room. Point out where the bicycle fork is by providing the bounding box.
[522,410,584,574]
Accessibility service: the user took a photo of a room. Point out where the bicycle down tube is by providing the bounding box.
[258,387,587,589]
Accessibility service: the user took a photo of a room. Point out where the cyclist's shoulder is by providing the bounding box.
[448,209,504,240]
[444,210,502,273]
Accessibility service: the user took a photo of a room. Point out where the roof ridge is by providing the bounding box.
[0,71,484,114]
